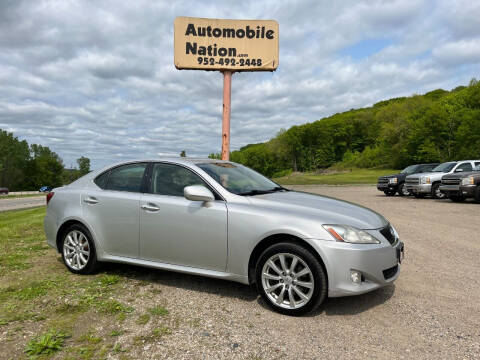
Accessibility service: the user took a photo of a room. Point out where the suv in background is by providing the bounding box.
[405,160,480,199]
[440,163,480,202]
[377,163,439,196]
[0,187,8,195]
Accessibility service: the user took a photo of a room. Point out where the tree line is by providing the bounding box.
[0,130,90,191]
[210,78,480,177]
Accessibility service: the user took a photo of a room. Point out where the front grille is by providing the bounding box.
[441,178,460,185]
[380,225,397,245]
[383,265,398,280]
[405,178,419,185]
[378,178,389,184]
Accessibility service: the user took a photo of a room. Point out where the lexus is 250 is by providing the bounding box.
[44,159,404,315]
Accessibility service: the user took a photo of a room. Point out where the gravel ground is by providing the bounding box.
[115,185,480,359]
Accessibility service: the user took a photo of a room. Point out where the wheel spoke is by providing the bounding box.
[64,244,75,251]
[295,281,313,289]
[263,273,280,281]
[287,287,295,308]
[276,287,286,305]
[293,285,309,301]
[79,253,88,264]
[265,283,282,293]
[279,254,287,272]
[289,257,298,273]
[79,249,89,256]
[295,267,310,278]
[267,260,282,275]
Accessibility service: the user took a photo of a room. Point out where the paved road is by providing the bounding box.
[0,195,45,212]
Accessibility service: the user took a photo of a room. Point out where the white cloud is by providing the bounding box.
[0,0,479,169]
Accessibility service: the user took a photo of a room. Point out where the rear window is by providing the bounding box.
[104,163,147,193]
[94,171,109,189]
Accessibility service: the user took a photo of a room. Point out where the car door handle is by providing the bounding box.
[141,203,160,212]
[83,197,99,204]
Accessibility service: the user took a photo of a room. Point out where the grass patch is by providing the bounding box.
[148,306,168,316]
[136,314,150,325]
[25,329,69,357]
[274,168,399,185]
[97,300,134,315]
[0,193,44,199]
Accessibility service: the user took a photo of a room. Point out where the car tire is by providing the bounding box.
[431,183,445,199]
[384,190,396,196]
[61,223,99,275]
[255,242,327,316]
[474,186,480,204]
[414,194,425,199]
[449,195,465,203]
[398,183,409,197]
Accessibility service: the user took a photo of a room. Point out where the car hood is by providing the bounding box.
[407,171,444,179]
[248,191,388,230]
[443,171,479,179]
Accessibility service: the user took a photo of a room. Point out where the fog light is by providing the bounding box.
[350,270,362,284]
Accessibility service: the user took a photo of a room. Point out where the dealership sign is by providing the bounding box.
[174,17,279,71]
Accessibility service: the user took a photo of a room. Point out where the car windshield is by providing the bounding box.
[197,162,285,195]
[432,162,456,172]
[401,165,418,174]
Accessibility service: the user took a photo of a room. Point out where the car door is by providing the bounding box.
[139,162,227,271]
[81,162,148,258]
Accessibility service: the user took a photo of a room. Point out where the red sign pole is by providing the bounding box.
[221,71,233,161]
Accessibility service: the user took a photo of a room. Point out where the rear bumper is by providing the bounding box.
[405,183,431,194]
[312,237,403,297]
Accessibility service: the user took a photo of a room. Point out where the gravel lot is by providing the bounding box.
[116,185,480,359]
[3,186,479,359]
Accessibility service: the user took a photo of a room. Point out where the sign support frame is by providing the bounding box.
[221,70,233,160]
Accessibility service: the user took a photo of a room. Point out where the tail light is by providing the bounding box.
[46,192,54,205]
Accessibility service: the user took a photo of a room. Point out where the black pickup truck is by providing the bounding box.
[440,164,480,202]
[377,163,439,196]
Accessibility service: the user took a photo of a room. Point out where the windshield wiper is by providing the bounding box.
[238,186,288,196]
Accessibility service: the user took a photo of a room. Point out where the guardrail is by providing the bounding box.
[5,191,41,196]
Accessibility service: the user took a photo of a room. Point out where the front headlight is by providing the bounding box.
[389,178,398,184]
[420,176,431,184]
[323,225,381,244]
[461,176,474,185]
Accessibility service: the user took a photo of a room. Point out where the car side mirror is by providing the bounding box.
[455,168,464,173]
[184,185,215,202]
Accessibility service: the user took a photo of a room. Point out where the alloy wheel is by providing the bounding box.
[63,230,90,271]
[261,253,314,309]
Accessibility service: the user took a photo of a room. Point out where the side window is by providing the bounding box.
[455,163,473,172]
[94,171,109,189]
[150,163,207,197]
[105,163,147,192]
[475,162,480,167]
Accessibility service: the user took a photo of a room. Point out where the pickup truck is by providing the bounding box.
[405,160,480,199]
[377,163,438,196]
[440,163,480,202]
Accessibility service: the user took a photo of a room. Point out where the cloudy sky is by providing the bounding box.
[1,0,479,169]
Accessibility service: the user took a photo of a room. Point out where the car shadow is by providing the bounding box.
[58,259,396,315]
[98,262,259,302]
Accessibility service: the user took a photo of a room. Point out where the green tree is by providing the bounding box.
[180,150,186,157]
[77,156,91,175]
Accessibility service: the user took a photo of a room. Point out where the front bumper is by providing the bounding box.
[377,183,398,192]
[459,184,476,197]
[405,183,431,194]
[312,236,404,297]
[439,184,462,196]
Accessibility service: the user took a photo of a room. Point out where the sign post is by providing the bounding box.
[221,71,232,160]
[174,17,279,160]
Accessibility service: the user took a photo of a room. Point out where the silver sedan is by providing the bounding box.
[44,159,404,315]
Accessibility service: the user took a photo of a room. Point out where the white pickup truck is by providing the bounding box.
[405,160,480,199]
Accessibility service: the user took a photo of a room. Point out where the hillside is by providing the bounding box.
[222,79,480,177]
